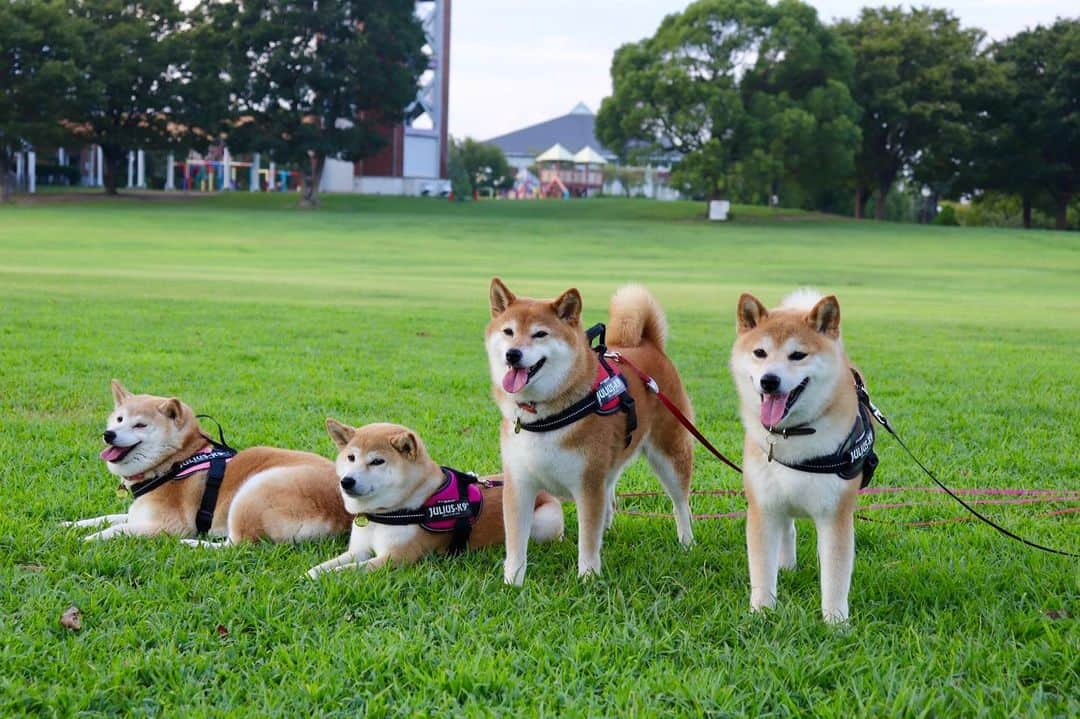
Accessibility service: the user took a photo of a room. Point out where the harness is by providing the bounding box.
[362,467,495,554]
[515,323,638,447]
[766,370,879,488]
[125,417,237,534]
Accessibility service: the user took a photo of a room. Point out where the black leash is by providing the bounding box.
[854,371,1077,558]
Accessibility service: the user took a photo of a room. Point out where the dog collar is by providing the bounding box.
[363,467,496,554]
[513,323,638,447]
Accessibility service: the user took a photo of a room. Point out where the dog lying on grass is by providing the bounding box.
[307,419,563,578]
[63,380,352,543]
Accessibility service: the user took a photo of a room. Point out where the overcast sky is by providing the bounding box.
[448,1,1076,140]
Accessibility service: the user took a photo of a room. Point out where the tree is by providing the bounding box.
[0,0,83,200]
[596,0,859,210]
[217,0,427,207]
[57,1,197,195]
[451,138,514,194]
[979,20,1080,230]
[837,7,988,219]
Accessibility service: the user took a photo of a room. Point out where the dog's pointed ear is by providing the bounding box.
[157,398,184,426]
[389,431,418,461]
[806,295,841,338]
[737,294,768,334]
[551,288,582,325]
[111,379,132,407]
[325,418,355,449]
[490,278,516,317]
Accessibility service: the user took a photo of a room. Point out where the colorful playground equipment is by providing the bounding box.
[174,158,301,192]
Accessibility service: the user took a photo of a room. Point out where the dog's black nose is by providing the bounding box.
[340,476,356,490]
[760,374,781,393]
[505,348,523,365]
[103,430,116,444]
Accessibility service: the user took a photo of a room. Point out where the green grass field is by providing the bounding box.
[1,194,1077,716]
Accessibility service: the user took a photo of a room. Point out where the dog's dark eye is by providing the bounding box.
[133,422,146,429]
[347,454,356,463]
[369,458,385,467]
[789,351,807,361]
[753,349,767,358]
[116,416,123,423]
[532,331,548,339]
[503,328,513,336]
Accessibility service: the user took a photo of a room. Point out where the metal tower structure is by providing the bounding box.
[403,0,450,179]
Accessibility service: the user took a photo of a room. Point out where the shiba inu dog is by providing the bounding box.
[486,279,694,585]
[63,380,352,543]
[306,420,563,578]
[730,290,878,622]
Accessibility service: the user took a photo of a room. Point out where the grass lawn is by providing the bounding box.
[1,194,1077,716]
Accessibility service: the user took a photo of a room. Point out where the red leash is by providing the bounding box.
[605,351,742,474]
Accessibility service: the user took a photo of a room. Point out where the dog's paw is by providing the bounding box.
[305,568,322,581]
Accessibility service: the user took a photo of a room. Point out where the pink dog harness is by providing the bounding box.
[363,467,490,554]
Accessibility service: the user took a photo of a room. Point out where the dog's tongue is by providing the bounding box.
[502,367,530,394]
[100,445,126,462]
[761,393,789,427]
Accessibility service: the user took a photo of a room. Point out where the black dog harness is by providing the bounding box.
[515,323,638,447]
[125,419,237,534]
[766,370,879,488]
[363,467,495,555]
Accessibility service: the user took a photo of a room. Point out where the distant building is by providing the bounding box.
[485,103,617,170]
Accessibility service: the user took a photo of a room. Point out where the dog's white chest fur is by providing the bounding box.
[501,426,585,497]
[351,522,421,556]
[744,448,850,519]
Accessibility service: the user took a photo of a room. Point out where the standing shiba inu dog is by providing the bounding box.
[64,380,352,543]
[307,420,563,578]
[486,279,694,585]
[731,290,878,622]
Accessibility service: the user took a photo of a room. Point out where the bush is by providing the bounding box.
[933,204,959,225]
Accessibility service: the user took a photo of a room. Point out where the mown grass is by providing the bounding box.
[1,194,1077,717]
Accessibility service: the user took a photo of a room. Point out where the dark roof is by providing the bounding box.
[484,104,617,160]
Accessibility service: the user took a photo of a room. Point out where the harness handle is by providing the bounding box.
[196,414,233,450]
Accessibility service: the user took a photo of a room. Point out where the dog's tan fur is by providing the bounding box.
[64,381,351,543]
[307,420,563,578]
[486,279,694,585]
[731,291,863,622]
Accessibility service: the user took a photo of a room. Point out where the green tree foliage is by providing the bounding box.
[0,0,83,199]
[58,1,197,195]
[213,0,426,207]
[979,20,1080,229]
[595,0,859,209]
[837,7,989,219]
[451,138,514,194]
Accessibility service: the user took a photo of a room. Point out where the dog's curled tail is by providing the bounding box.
[529,492,565,543]
[606,284,668,350]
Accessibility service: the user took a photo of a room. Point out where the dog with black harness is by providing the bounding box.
[307,420,564,579]
[731,290,878,623]
[486,279,696,586]
[63,380,353,545]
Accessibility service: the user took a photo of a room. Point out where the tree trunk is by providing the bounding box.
[874,186,889,220]
[0,152,11,202]
[854,187,867,219]
[101,145,123,196]
[1055,193,1070,230]
[1022,195,1032,229]
[300,153,325,208]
